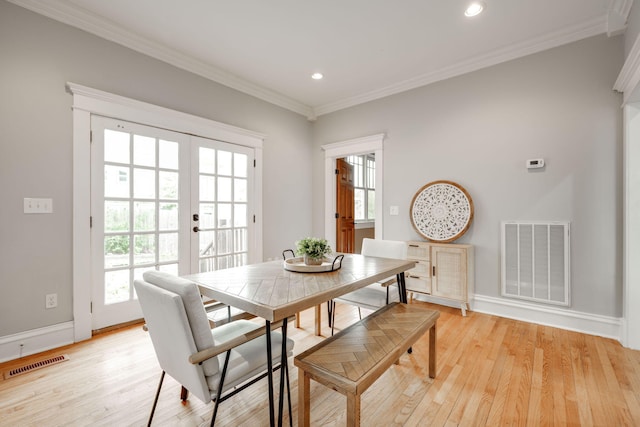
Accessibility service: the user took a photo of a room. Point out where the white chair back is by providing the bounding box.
[142,271,219,376]
[361,238,407,260]
[135,271,296,425]
[134,279,212,403]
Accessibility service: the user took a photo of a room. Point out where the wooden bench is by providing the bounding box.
[294,302,440,427]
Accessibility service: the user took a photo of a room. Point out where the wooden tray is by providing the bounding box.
[283,255,344,273]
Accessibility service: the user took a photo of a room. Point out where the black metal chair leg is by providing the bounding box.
[148,371,165,427]
[180,386,189,402]
[327,300,333,327]
[211,350,232,427]
[285,357,292,427]
[266,321,275,427]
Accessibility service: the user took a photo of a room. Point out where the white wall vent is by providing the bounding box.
[501,221,570,306]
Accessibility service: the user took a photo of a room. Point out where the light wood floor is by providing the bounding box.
[1,301,639,426]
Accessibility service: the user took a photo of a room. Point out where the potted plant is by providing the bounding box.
[296,237,332,265]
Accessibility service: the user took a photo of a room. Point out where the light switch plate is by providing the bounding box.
[390,205,399,216]
[24,198,53,214]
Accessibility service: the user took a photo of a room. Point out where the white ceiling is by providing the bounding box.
[10,0,632,118]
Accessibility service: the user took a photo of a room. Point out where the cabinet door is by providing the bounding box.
[432,246,467,300]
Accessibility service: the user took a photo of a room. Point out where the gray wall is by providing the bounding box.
[312,34,624,317]
[0,0,626,340]
[0,2,313,336]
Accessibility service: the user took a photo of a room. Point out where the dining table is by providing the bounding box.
[184,253,416,427]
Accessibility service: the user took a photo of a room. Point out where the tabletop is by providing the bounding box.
[184,253,416,322]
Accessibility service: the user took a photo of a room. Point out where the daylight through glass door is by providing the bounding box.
[91,118,254,330]
[91,117,190,329]
[192,136,253,273]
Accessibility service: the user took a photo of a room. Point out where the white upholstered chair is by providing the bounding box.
[330,238,407,335]
[135,271,294,426]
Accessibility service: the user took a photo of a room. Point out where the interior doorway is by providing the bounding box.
[335,158,355,253]
[336,154,377,253]
[322,134,385,252]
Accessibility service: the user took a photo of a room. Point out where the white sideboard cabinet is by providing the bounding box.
[406,241,474,316]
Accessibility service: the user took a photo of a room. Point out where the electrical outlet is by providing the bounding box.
[45,293,57,309]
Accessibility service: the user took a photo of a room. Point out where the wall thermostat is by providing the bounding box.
[526,158,545,169]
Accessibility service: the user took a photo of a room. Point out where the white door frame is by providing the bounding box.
[322,134,385,250]
[69,82,264,342]
[623,103,640,350]
[612,31,640,349]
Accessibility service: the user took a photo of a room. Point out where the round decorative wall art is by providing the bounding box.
[410,180,474,242]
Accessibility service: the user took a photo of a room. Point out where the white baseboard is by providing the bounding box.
[0,294,625,363]
[472,295,622,342]
[411,293,622,342]
[0,322,75,363]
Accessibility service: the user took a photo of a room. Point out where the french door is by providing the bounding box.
[190,136,254,274]
[90,117,253,330]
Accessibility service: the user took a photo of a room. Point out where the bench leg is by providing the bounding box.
[346,393,361,427]
[298,369,311,427]
[429,323,437,378]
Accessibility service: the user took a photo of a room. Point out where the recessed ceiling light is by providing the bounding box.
[311,72,324,80]
[464,1,485,17]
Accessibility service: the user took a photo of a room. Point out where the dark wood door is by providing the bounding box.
[336,158,355,253]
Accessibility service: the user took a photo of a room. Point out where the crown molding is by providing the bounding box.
[313,17,608,117]
[614,33,640,102]
[607,0,633,36]
[8,0,314,119]
[9,0,624,119]
[612,0,634,18]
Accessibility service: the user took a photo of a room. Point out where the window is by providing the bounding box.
[346,154,375,221]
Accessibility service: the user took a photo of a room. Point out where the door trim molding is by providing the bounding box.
[623,103,640,350]
[69,82,264,342]
[322,134,385,250]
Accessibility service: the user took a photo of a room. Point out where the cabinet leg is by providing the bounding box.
[460,303,467,317]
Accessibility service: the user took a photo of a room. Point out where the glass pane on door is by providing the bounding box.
[102,136,182,303]
[193,139,252,273]
[92,116,189,330]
